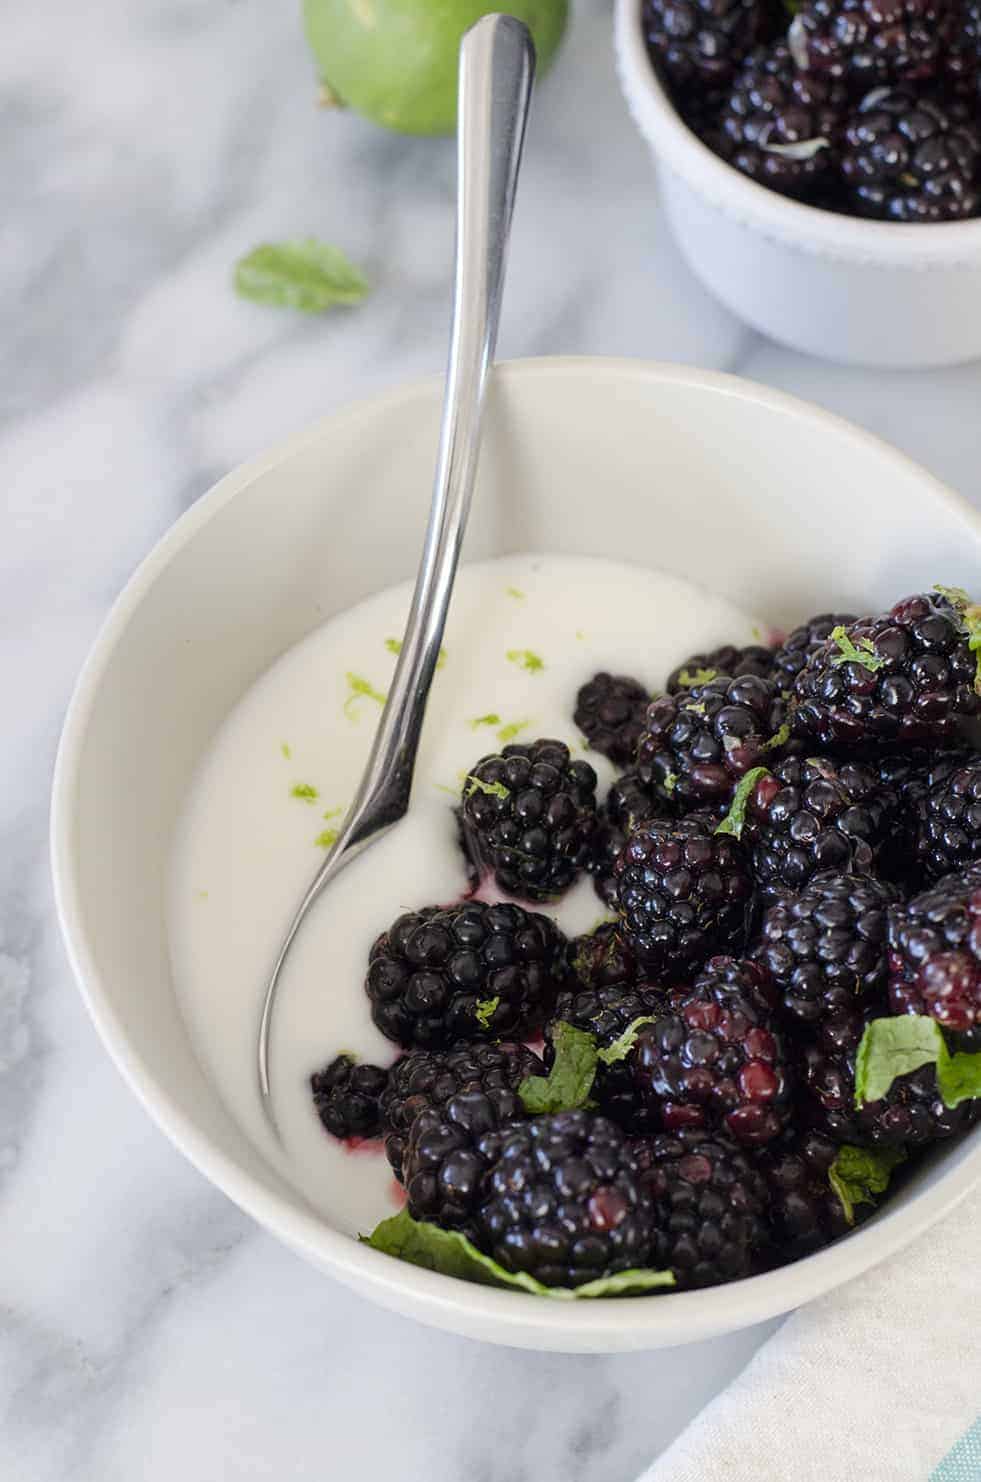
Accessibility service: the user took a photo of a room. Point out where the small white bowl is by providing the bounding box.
[52,358,981,1351]
[614,0,981,367]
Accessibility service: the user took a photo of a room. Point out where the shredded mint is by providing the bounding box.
[676,667,717,688]
[715,767,770,840]
[828,1145,905,1226]
[361,1210,674,1298]
[475,996,499,1030]
[470,713,501,730]
[280,742,292,759]
[855,1014,981,1110]
[344,672,387,719]
[497,719,528,744]
[464,775,510,801]
[506,586,526,600]
[315,827,339,849]
[506,648,544,673]
[519,1022,598,1114]
[829,625,884,673]
[762,722,790,753]
[934,584,981,695]
[234,239,369,313]
[597,1015,659,1066]
[291,782,319,803]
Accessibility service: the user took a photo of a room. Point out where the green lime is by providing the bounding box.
[303,0,569,136]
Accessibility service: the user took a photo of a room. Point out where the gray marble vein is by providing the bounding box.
[5,0,981,1476]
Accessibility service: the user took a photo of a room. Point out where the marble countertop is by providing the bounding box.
[6,0,981,1477]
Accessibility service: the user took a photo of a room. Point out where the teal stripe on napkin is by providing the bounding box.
[930,1418,981,1481]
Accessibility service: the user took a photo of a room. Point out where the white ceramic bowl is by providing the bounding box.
[614,0,981,368]
[52,358,981,1352]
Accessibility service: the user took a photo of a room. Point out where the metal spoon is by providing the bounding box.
[257,13,536,1126]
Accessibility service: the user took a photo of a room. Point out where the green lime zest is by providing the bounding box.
[234,239,369,314]
[475,996,500,1030]
[934,584,981,695]
[687,701,706,716]
[470,713,501,729]
[597,1015,659,1066]
[676,667,717,687]
[506,648,545,674]
[715,767,771,840]
[829,625,884,673]
[385,637,446,668]
[280,742,292,759]
[497,719,529,744]
[663,770,679,796]
[575,630,585,641]
[344,671,387,719]
[433,782,457,795]
[762,722,790,753]
[828,1145,905,1226]
[519,1022,598,1114]
[506,586,526,600]
[315,828,339,849]
[464,775,510,801]
[855,1014,981,1109]
[290,782,319,803]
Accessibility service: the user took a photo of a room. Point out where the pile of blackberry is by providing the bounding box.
[310,587,981,1296]
[643,0,981,220]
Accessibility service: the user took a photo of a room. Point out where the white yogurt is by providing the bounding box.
[168,554,763,1235]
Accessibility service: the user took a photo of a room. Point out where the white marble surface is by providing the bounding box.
[6,0,981,1477]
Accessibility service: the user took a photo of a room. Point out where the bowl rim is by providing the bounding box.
[51,356,981,1346]
[613,0,981,264]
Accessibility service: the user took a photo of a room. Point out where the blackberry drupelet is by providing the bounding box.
[755,871,898,1027]
[793,595,981,749]
[771,613,858,692]
[589,771,674,907]
[459,738,599,901]
[574,672,650,767]
[887,867,981,1043]
[310,1054,389,1140]
[800,1008,973,1147]
[637,673,789,807]
[380,1040,542,1184]
[613,814,754,972]
[631,1128,770,1287]
[477,1111,655,1287]
[721,42,848,195]
[788,0,957,85]
[567,922,638,992]
[687,953,779,1017]
[547,978,668,1131]
[629,975,794,1146]
[755,1128,852,1261]
[666,641,774,693]
[840,90,981,223]
[366,901,566,1049]
[745,755,895,896]
[915,760,981,882]
[642,0,766,89]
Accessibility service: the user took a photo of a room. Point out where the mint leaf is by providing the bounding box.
[475,996,499,1029]
[597,1015,658,1066]
[464,775,510,801]
[938,1048,981,1105]
[676,667,717,687]
[234,239,369,313]
[934,584,981,695]
[828,1145,905,1225]
[361,1210,674,1298]
[519,1022,598,1114]
[855,1014,981,1110]
[715,767,770,840]
[290,782,319,802]
[829,625,885,673]
[506,648,544,673]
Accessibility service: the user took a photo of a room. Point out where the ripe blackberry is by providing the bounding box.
[547,979,667,1132]
[630,976,794,1146]
[800,1008,973,1147]
[721,42,848,195]
[666,641,774,693]
[840,91,981,223]
[574,672,650,767]
[770,612,857,692]
[613,814,753,972]
[567,922,637,992]
[755,872,898,1028]
[459,738,598,901]
[642,0,765,89]
[793,595,981,749]
[476,1111,655,1287]
[631,1128,770,1287]
[915,760,981,883]
[874,747,970,884]
[366,901,566,1049]
[788,0,957,85]
[380,1040,542,1184]
[589,771,673,907]
[310,1054,389,1140]
[746,755,895,896]
[686,953,779,1017]
[887,868,981,1044]
[637,673,789,807]
[755,1128,852,1261]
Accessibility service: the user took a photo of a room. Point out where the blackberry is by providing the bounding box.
[755,871,898,1028]
[366,901,566,1049]
[666,641,774,693]
[874,747,970,885]
[887,867,981,1043]
[589,771,673,907]
[567,922,638,992]
[310,1054,389,1140]
[746,754,895,896]
[574,672,650,767]
[687,953,779,1017]
[547,979,668,1131]
[476,1111,654,1287]
[631,1128,770,1287]
[840,91,981,223]
[800,1008,972,1146]
[721,43,848,195]
[380,1040,542,1184]
[630,976,794,1146]
[793,595,981,749]
[459,738,598,901]
[755,1128,852,1261]
[770,612,858,692]
[915,759,981,883]
[613,814,753,972]
[637,673,789,807]
[642,0,765,89]
[788,0,957,86]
